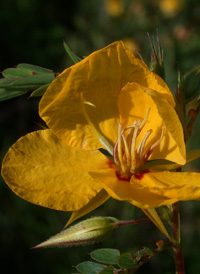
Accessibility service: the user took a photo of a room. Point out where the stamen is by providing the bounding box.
[144,126,165,161]
[123,121,137,150]
[84,101,96,107]
[121,133,131,168]
[130,126,139,173]
[117,123,123,166]
[129,107,151,173]
[138,107,151,131]
[137,129,153,158]
[117,123,127,173]
[80,93,114,156]
[113,140,119,165]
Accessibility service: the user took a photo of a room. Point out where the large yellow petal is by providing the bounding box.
[129,171,200,207]
[91,169,167,208]
[118,83,185,165]
[125,50,175,107]
[145,88,185,164]
[93,169,167,208]
[1,129,110,211]
[92,168,200,208]
[39,41,174,151]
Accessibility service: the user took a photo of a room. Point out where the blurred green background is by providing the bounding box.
[0,0,200,273]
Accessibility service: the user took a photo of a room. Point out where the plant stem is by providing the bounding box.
[172,202,185,274]
[114,218,150,228]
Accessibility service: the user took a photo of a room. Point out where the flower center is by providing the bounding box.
[113,108,165,175]
[80,94,164,178]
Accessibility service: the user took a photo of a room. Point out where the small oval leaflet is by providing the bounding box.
[90,248,120,265]
[76,261,106,274]
[118,252,136,269]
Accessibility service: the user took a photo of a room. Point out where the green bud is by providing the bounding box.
[148,32,165,80]
[33,217,119,248]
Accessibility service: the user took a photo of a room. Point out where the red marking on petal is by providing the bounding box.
[115,171,130,182]
[106,159,115,169]
[106,159,130,182]
[134,169,150,180]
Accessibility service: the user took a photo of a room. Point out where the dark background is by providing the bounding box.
[0,0,200,273]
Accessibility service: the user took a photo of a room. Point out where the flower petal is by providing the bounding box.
[39,41,174,151]
[145,88,185,164]
[1,129,109,211]
[130,171,200,207]
[118,83,185,165]
[92,168,200,208]
[142,208,170,239]
[91,169,166,208]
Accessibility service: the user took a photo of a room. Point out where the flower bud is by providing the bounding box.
[148,33,165,80]
[33,216,119,248]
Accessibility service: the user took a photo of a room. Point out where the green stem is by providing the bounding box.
[172,202,185,274]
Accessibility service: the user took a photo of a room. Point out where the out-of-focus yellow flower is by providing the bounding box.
[2,42,200,224]
[159,0,184,18]
[104,0,125,17]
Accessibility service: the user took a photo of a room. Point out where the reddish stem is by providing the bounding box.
[172,202,185,274]
[114,218,150,228]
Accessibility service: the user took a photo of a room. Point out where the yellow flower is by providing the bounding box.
[159,0,184,18]
[2,41,200,220]
[104,0,125,17]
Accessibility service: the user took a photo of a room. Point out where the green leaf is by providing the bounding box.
[118,252,136,269]
[2,68,33,78]
[63,41,82,64]
[90,249,120,265]
[10,73,54,87]
[0,78,17,88]
[76,261,106,274]
[30,83,50,97]
[17,63,53,74]
[99,265,115,273]
[0,88,28,101]
[0,63,55,101]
